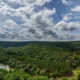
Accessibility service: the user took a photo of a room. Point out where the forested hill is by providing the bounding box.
[0,41,80,50]
[0,41,80,80]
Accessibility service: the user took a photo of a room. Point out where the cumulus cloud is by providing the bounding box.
[0,20,20,31]
[0,0,80,41]
[62,16,71,21]
[0,0,60,41]
[71,5,80,12]
[7,0,52,6]
[55,21,80,31]
[61,0,72,5]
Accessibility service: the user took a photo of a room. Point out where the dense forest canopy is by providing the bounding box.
[0,41,80,48]
[0,41,80,80]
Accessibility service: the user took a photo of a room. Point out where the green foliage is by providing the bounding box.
[77,73,80,80]
[33,76,49,80]
[62,77,68,80]
[0,41,80,79]
[0,69,49,80]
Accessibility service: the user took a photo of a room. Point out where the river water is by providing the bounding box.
[0,63,9,71]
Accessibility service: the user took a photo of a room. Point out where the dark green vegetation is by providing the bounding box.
[77,73,80,80]
[0,69,49,80]
[0,41,80,80]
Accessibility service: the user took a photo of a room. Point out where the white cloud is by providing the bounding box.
[7,0,52,6]
[0,0,59,41]
[0,0,80,41]
[61,0,72,5]
[0,20,20,31]
[53,20,80,40]
[55,21,80,31]
[71,5,80,12]
[22,8,56,29]
[62,16,71,21]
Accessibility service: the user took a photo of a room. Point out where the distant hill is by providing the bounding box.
[0,41,31,48]
[0,41,80,51]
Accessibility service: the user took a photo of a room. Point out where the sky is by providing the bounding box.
[0,0,80,41]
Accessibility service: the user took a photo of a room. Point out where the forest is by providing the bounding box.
[0,41,80,80]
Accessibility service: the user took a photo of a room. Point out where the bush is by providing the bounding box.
[77,73,80,80]
[62,77,68,80]
[33,76,49,80]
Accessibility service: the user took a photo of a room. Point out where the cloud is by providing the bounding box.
[7,0,52,6]
[55,21,80,31]
[62,16,71,21]
[0,0,60,41]
[0,20,20,31]
[61,0,72,5]
[0,0,80,41]
[53,20,80,41]
[22,8,56,29]
[71,5,80,12]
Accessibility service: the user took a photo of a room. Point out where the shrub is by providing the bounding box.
[77,73,80,80]
[62,77,68,80]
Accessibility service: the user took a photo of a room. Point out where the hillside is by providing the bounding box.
[0,41,80,80]
[0,41,80,48]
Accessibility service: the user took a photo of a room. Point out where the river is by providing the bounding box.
[0,63,9,71]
